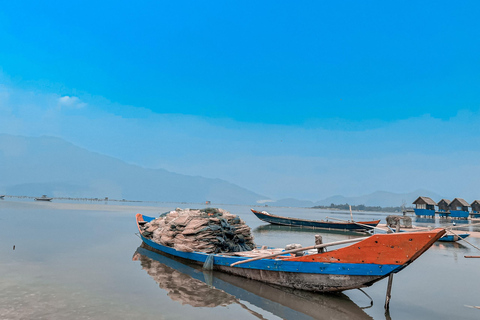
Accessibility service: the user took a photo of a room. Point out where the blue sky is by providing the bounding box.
[1,1,480,201]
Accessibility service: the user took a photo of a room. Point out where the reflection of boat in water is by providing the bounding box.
[433,241,469,250]
[136,214,445,293]
[34,195,53,201]
[133,245,373,320]
[251,209,380,232]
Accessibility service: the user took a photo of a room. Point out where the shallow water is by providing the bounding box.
[1,200,479,319]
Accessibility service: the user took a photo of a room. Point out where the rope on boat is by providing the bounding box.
[357,288,373,309]
[203,254,215,271]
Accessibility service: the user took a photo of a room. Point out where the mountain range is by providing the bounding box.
[0,134,267,204]
[0,134,440,207]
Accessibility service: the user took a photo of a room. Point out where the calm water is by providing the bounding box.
[1,200,479,319]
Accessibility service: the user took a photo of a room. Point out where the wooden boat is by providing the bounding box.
[136,213,445,292]
[34,195,53,201]
[251,209,380,232]
[437,233,470,242]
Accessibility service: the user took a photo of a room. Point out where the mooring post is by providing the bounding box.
[384,273,394,310]
[315,235,325,253]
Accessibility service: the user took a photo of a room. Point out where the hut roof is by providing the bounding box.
[438,199,451,205]
[451,198,469,207]
[471,200,480,206]
[412,196,437,206]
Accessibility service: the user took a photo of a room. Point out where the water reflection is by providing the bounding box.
[133,245,373,320]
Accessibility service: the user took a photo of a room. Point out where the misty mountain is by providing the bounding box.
[0,134,268,204]
[272,189,443,208]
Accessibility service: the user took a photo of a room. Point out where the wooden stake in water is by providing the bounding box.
[349,205,354,222]
[384,273,394,310]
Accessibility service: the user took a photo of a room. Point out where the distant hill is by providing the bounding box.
[0,134,268,205]
[272,189,443,208]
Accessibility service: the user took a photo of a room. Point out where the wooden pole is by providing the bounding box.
[384,273,394,310]
[349,205,354,222]
[230,237,365,267]
[315,235,325,253]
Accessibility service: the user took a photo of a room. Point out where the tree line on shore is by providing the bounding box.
[312,203,404,213]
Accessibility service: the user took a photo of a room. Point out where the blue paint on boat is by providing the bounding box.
[140,233,400,276]
[438,234,470,242]
[251,209,379,232]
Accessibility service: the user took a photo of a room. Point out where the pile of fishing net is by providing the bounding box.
[140,208,256,253]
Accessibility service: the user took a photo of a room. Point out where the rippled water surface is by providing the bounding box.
[1,199,479,319]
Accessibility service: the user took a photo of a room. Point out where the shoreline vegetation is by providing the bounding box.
[313,203,408,213]
[3,195,411,213]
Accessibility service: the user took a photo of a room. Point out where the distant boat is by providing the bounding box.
[251,209,380,233]
[0,195,5,199]
[437,233,470,242]
[34,195,53,201]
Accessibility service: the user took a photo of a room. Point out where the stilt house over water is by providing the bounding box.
[471,200,480,218]
[471,200,480,213]
[449,198,470,219]
[412,196,436,217]
[437,199,451,212]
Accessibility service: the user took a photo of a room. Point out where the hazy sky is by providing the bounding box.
[1,2,480,201]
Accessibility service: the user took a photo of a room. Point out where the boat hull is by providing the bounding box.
[438,234,470,242]
[136,214,445,293]
[140,237,390,292]
[251,209,379,232]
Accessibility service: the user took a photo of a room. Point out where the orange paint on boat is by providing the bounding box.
[285,228,446,265]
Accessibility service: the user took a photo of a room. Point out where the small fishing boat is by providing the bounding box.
[136,213,445,293]
[251,209,380,232]
[0,195,5,199]
[34,195,53,201]
[437,233,470,242]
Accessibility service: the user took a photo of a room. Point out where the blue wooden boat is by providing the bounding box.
[136,213,445,292]
[437,233,470,242]
[251,209,380,232]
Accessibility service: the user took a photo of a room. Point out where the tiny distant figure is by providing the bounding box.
[13,245,15,250]
[453,222,456,226]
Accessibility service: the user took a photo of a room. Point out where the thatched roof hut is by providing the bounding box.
[437,199,451,212]
[471,200,480,213]
[449,198,469,212]
[412,196,436,210]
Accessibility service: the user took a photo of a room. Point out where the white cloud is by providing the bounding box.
[58,96,86,109]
